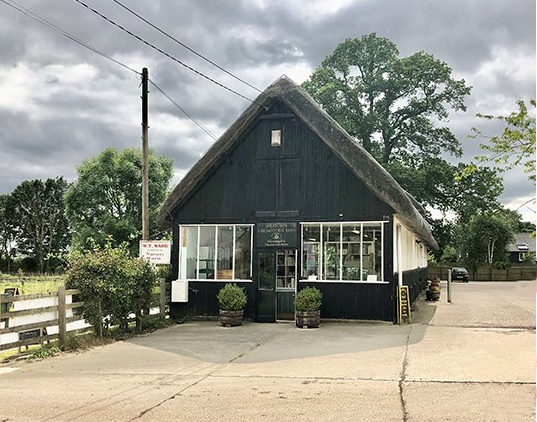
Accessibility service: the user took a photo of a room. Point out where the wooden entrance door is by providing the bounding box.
[256,250,296,322]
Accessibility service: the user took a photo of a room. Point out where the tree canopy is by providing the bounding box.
[302,33,471,165]
[6,177,71,272]
[472,99,536,182]
[455,211,517,269]
[65,147,173,254]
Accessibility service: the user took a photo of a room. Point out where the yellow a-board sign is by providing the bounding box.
[398,285,411,324]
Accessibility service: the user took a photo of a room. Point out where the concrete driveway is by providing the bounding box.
[0,280,535,421]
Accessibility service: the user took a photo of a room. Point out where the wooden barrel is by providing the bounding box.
[219,310,244,327]
[296,310,320,328]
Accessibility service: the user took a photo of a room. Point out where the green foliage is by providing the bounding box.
[217,283,247,311]
[66,243,156,333]
[440,245,458,263]
[295,287,322,312]
[139,315,170,332]
[389,158,503,221]
[4,178,70,273]
[455,210,517,270]
[302,33,471,165]
[471,99,536,182]
[30,345,61,359]
[0,194,16,272]
[65,147,173,255]
[521,252,536,263]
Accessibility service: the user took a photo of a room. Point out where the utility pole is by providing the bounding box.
[141,67,149,241]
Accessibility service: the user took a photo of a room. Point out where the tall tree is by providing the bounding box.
[65,147,173,254]
[471,99,536,182]
[302,33,471,165]
[7,178,71,273]
[455,211,516,269]
[0,194,16,272]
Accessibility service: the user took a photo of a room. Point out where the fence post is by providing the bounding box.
[57,285,66,349]
[159,278,166,318]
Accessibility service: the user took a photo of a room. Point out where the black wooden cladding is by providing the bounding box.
[172,101,392,224]
[402,267,429,305]
[170,281,256,320]
[299,282,393,321]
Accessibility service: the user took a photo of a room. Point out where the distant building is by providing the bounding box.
[157,76,438,323]
[507,233,536,263]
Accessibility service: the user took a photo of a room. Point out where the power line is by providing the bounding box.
[72,0,265,107]
[149,79,218,141]
[1,0,220,141]
[109,0,262,94]
[0,0,140,76]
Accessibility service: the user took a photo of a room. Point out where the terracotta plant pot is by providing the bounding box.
[219,309,244,327]
[296,310,320,328]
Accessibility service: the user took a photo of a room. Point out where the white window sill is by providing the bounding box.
[299,280,389,284]
[182,279,253,283]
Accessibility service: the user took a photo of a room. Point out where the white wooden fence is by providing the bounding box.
[0,280,166,353]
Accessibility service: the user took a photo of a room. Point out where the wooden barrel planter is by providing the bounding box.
[426,278,441,301]
[296,310,320,328]
[219,310,244,327]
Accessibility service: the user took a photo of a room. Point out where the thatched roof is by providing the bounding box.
[157,76,438,250]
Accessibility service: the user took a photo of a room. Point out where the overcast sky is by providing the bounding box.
[0,0,535,221]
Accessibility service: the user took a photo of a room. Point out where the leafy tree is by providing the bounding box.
[0,194,16,272]
[302,33,471,164]
[65,147,173,255]
[471,99,536,182]
[387,157,503,221]
[455,211,516,270]
[6,178,70,273]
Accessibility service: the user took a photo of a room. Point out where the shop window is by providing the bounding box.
[302,222,384,282]
[179,225,253,281]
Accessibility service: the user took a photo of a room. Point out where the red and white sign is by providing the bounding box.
[139,241,171,264]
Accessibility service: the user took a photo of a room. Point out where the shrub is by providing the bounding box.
[217,283,247,311]
[295,287,322,312]
[31,345,61,359]
[66,243,156,334]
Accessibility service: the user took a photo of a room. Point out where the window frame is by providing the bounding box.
[178,224,254,282]
[300,221,387,284]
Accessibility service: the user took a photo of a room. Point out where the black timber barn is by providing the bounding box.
[157,76,438,323]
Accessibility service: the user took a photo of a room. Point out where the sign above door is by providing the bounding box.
[257,222,298,248]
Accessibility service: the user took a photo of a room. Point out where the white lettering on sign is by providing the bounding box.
[139,241,171,264]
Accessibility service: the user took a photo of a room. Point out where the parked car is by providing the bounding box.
[451,267,469,282]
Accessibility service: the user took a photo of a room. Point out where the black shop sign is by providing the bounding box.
[257,222,298,248]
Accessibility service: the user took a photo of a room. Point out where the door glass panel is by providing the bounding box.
[276,251,296,289]
[259,252,275,290]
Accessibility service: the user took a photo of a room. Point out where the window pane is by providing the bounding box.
[362,224,382,281]
[217,226,233,280]
[235,226,252,279]
[302,224,320,279]
[199,226,215,279]
[342,224,361,281]
[259,252,275,290]
[179,226,198,279]
[323,224,340,280]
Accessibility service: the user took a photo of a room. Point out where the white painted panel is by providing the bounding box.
[171,280,188,302]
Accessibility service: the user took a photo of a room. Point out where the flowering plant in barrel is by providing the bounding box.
[217,283,247,327]
[295,286,322,328]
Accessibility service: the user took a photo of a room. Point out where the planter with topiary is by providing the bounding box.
[217,283,247,327]
[295,286,322,328]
